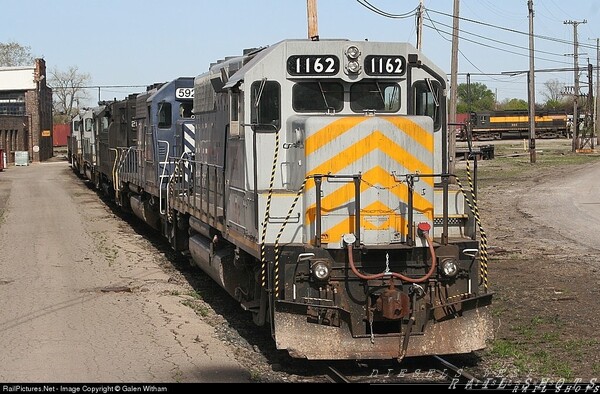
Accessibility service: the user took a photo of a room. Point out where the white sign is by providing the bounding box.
[175,88,194,99]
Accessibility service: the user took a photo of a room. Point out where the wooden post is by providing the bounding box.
[307,0,319,41]
[448,0,459,178]
[528,0,536,163]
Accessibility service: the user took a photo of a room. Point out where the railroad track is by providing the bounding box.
[323,355,480,384]
[325,366,351,383]
[433,355,481,384]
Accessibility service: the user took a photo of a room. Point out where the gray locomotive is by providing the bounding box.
[70,39,493,360]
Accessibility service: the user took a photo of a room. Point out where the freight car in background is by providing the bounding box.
[458,110,570,140]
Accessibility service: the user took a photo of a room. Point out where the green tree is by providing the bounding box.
[499,98,528,110]
[456,82,495,113]
[0,41,34,67]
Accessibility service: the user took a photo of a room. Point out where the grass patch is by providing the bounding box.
[186,290,203,300]
[181,299,210,317]
[491,339,520,358]
[489,339,575,379]
[249,369,262,382]
[488,314,585,379]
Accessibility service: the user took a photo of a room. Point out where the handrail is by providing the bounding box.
[157,140,170,215]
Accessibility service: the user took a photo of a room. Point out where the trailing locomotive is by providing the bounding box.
[70,39,493,361]
[461,110,569,140]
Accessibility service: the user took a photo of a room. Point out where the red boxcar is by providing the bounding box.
[53,123,70,147]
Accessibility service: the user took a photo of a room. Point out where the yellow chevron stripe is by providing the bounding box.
[382,117,434,152]
[305,117,369,156]
[306,166,433,224]
[318,202,409,244]
[306,130,433,191]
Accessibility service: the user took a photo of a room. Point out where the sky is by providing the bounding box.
[2,0,599,106]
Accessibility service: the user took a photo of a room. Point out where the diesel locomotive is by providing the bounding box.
[69,38,493,360]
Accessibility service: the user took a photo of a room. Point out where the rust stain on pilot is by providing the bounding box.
[375,281,410,320]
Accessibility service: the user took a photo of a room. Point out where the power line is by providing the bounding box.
[425,14,570,60]
[426,7,598,51]
[355,0,417,19]
[423,18,572,67]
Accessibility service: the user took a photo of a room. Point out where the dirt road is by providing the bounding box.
[470,140,600,380]
[0,160,250,383]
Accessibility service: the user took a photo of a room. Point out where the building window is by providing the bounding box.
[0,92,25,116]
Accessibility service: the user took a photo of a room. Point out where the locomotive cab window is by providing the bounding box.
[84,118,93,132]
[350,81,400,113]
[230,91,243,137]
[179,102,193,119]
[157,102,172,128]
[251,80,280,131]
[99,116,109,133]
[413,80,441,130]
[292,82,343,112]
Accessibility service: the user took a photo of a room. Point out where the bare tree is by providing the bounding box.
[539,79,565,103]
[0,41,34,67]
[49,66,91,124]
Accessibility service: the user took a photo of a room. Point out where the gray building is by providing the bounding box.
[0,58,53,163]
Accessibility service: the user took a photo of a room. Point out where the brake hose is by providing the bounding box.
[346,223,437,283]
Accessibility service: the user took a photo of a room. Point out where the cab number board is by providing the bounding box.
[287,55,339,76]
[175,88,194,99]
[364,55,406,76]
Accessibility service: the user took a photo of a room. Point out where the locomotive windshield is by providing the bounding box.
[350,81,400,112]
[292,82,343,112]
[290,80,401,113]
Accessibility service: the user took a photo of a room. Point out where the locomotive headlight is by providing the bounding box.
[440,258,458,278]
[347,60,361,74]
[311,261,331,281]
[346,45,361,59]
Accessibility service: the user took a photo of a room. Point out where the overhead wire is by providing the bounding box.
[425,7,597,51]
[357,1,589,96]
[356,0,418,19]
[424,13,571,61]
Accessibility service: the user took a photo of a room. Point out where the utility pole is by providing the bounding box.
[448,0,460,177]
[587,61,594,149]
[307,0,319,41]
[416,0,424,50]
[528,0,536,163]
[591,38,599,149]
[565,19,587,151]
[592,38,600,149]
